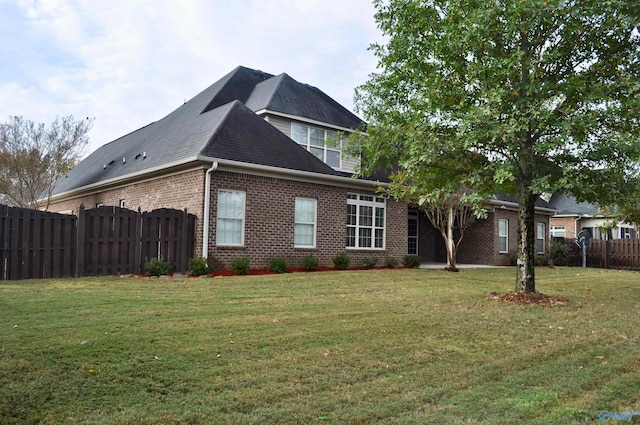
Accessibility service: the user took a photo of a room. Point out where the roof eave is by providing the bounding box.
[48,155,385,203]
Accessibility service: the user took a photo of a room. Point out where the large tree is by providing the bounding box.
[353,0,640,292]
[0,116,93,210]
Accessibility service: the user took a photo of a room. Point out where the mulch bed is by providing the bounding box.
[488,291,570,306]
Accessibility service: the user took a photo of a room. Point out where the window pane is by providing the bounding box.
[375,229,384,248]
[346,204,357,225]
[326,150,340,168]
[310,146,324,161]
[346,227,356,247]
[310,128,324,147]
[359,206,372,226]
[359,228,372,247]
[294,223,314,246]
[295,198,315,223]
[217,218,242,245]
[499,219,508,237]
[499,238,507,252]
[375,207,384,227]
[292,123,307,144]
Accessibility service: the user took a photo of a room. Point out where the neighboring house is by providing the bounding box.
[548,194,637,240]
[47,66,552,268]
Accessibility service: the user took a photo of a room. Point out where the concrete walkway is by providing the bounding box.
[419,263,505,269]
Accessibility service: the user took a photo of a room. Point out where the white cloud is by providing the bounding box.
[0,0,383,154]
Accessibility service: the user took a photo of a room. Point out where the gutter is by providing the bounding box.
[202,161,219,258]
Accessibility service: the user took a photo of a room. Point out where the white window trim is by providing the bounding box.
[294,197,317,248]
[498,219,509,253]
[291,122,342,169]
[216,189,246,246]
[536,223,546,254]
[346,193,386,250]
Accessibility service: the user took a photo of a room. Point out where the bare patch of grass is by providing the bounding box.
[1,268,639,424]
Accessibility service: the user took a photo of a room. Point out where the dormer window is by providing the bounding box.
[291,122,341,168]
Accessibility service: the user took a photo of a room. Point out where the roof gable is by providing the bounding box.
[201,100,338,175]
[245,73,363,130]
[549,194,599,215]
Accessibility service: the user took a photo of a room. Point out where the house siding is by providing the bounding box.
[207,171,407,269]
[266,114,358,173]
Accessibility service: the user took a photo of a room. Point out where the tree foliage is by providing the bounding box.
[353,0,640,292]
[0,115,93,210]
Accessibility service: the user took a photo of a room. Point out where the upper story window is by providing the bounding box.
[291,122,341,168]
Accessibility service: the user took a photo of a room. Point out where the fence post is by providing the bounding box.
[1,205,8,281]
[180,208,189,272]
[604,239,610,269]
[76,204,85,277]
[135,207,143,275]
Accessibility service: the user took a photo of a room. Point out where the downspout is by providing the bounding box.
[202,161,219,258]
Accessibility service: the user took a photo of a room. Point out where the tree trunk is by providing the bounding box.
[446,206,456,270]
[516,187,536,292]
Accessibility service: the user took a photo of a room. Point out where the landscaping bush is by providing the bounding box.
[188,257,209,276]
[363,257,378,268]
[145,257,172,276]
[402,254,421,268]
[332,252,351,270]
[268,257,288,273]
[549,240,569,266]
[301,255,319,271]
[231,257,250,275]
[384,257,399,268]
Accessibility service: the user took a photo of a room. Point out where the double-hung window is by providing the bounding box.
[536,223,545,254]
[498,219,509,253]
[346,194,385,249]
[294,198,317,248]
[291,122,341,168]
[217,190,245,246]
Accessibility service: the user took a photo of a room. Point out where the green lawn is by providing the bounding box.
[1,268,639,424]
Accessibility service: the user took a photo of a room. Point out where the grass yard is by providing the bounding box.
[1,267,639,424]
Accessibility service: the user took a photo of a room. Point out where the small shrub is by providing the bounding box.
[188,257,209,276]
[402,254,421,268]
[535,254,551,267]
[145,257,172,276]
[333,252,351,270]
[384,257,399,268]
[268,257,288,273]
[301,255,319,271]
[363,257,378,268]
[231,257,250,275]
[549,240,568,266]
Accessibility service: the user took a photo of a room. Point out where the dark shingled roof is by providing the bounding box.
[52,66,360,196]
[548,194,599,215]
[493,192,555,209]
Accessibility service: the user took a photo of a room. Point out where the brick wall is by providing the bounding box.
[206,171,408,269]
[48,167,411,270]
[48,168,207,256]
[454,208,551,266]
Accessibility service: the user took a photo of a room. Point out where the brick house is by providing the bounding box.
[48,66,553,268]
[549,194,638,240]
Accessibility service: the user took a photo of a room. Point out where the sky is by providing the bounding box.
[0,0,384,156]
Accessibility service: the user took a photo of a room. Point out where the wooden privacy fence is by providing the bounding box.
[584,238,640,271]
[0,204,77,280]
[1,204,196,280]
[556,238,640,271]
